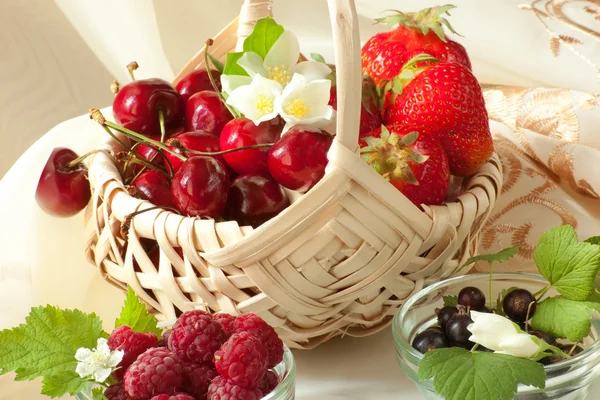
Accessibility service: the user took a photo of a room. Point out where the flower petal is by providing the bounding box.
[221,75,252,95]
[94,367,113,383]
[264,30,300,71]
[237,52,268,78]
[293,61,332,82]
[227,75,282,124]
[467,311,522,351]
[75,361,94,378]
[75,348,93,362]
[498,334,540,358]
[108,349,125,367]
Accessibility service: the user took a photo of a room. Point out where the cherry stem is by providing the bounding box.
[65,149,109,169]
[204,39,241,119]
[111,80,120,95]
[120,205,180,239]
[117,151,169,178]
[184,142,273,156]
[158,108,167,142]
[127,61,139,81]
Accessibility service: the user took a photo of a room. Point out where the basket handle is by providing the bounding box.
[237,0,361,152]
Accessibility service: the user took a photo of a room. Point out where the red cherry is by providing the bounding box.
[132,135,161,174]
[226,175,290,228]
[35,148,91,217]
[164,131,225,174]
[267,128,332,192]
[131,170,175,208]
[176,69,222,104]
[113,78,184,136]
[185,91,232,135]
[220,118,283,176]
[171,157,230,217]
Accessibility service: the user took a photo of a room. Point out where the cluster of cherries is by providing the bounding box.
[35,61,333,228]
[412,286,582,365]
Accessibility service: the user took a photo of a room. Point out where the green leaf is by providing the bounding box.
[534,225,600,301]
[584,235,600,245]
[41,371,89,398]
[115,287,162,336]
[311,53,326,63]
[443,295,458,307]
[92,386,108,400]
[494,287,518,316]
[418,347,545,400]
[463,246,520,268]
[223,52,249,76]
[0,305,106,397]
[242,16,284,59]
[208,52,224,73]
[530,296,593,341]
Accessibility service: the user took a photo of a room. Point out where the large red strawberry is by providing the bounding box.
[383,61,493,176]
[361,5,471,85]
[360,125,449,207]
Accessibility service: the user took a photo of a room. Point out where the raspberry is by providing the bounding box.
[108,325,159,380]
[104,382,131,400]
[214,313,236,337]
[233,313,284,368]
[124,347,185,400]
[214,331,268,388]
[158,329,172,347]
[169,310,228,364]
[207,376,263,400]
[182,363,218,400]
[259,370,279,395]
[150,394,195,400]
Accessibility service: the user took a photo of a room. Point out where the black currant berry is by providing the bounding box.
[436,306,458,331]
[503,289,537,322]
[445,311,474,349]
[529,330,557,346]
[412,328,449,354]
[458,286,486,311]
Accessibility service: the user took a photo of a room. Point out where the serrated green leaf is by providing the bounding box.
[534,225,600,301]
[418,347,545,400]
[115,287,162,336]
[223,52,249,76]
[208,53,224,74]
[443,295,458,307]
[92,386,108,400]
[311,53,326,63]
[495,287,518,316]
[0,306,105,381]
[242,16,284,59]
[41,371,89,398]
[584,235,600,245]
[530,296,593,341]
[463,246,520,268]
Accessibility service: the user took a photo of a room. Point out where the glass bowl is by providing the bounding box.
[76,345,295,399]
[393,273,600,399]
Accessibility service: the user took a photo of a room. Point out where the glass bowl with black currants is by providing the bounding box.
[393,273,600,399]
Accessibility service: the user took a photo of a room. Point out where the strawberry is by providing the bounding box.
[360,125,449,207]
[383,61,493,176]
[361,5,471,85]
[328,70,381,135]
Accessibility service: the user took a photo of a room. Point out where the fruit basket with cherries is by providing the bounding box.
[35,0,501,349]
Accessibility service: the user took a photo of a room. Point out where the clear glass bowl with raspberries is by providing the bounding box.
[393,273,600,400]
[76,311,295,400]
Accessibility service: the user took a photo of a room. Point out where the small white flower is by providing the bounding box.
[75,338,123,383]
[226,74,283,124]
[497,333,541,358]
[275,73,335,132]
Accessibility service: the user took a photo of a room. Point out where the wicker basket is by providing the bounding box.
[84,0,502,349]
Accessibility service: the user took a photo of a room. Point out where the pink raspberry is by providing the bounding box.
[214,331,269,388]
[104,382,131,400]
[169,310,228,364]
[123,347,185,400]
[233,313,284,368]
[108,325,159,380]
[259,370,279,395]
[214,313,236,337]
[158,329,172,347]
[207,376,263,400]
[150,394,195,400]
[182,363,218,400]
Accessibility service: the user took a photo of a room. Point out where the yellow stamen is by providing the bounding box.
[256,95,274,116]
[266,64,292,86]
[284,98,311,117]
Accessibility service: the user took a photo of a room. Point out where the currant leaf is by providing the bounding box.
[114,287,162,336]
[530,296,594,342]
[463,246,520,268]
[443,295,458,307]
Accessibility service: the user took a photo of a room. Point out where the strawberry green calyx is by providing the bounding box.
[360,126,428,185]
[375,4,462,41]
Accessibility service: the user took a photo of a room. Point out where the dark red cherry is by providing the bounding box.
[226,175,290,228]
[176,69,222,104]
[132,135,160,174]
[164,131,228,175]
[267,128,332,192]
[35,148,92,217]
[112,78,184,136]
[185,91,232,135]
[171,157,230,217]
[130,170,175,208]
[220,117,283,176]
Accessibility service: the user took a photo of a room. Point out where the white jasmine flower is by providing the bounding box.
[75,338,123,383]
[226,74,283,124]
